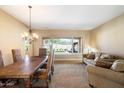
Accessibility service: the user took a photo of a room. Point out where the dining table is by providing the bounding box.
[0,55,48,88]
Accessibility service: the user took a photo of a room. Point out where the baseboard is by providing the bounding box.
[55,59,83,64]
[55,59,82,61]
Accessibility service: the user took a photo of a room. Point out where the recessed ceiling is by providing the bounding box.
[0,5,124,30]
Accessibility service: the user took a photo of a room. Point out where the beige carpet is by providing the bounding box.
[49,63,90,88]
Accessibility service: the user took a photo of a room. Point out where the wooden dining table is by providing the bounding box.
[0,55,48,88]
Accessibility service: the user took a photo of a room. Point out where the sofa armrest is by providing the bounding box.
[87,65,124,85]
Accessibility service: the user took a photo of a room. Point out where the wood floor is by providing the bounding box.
[49,62,90,88]
[16,62,90,88]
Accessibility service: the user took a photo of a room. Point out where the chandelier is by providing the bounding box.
[21,6,38,44]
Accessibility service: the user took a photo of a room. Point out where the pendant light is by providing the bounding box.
[22,6,38,44]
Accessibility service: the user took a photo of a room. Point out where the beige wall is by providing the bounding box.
[0,8,90,65]
[90,13,124,57]
[0,9,30,66]
[32,29,90,56]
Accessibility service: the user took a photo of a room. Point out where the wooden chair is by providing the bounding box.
[39,48,48,69]
[39,48,54,75]
[5,49,23,87]
[0,50,5,87]
[0,50,4,68]
[12,49,22,63]
[33,52,52,88]
[0,50,17,88]
[39,48,47,57]
[51,49,55,75]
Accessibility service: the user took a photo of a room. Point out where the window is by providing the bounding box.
[43,37,81,54]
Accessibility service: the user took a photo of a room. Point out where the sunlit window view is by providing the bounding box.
[43,38,80,54]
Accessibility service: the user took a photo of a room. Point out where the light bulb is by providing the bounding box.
[24,32,29,37]
[32,33,38,39]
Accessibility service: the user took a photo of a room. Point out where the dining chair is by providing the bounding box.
[39,48,48,69]
[39,48,47,57]
[0,50,17,88]
[0,50,4,68]
[0,50,5,87]
[39,48,54,74]
[33,52,52,88]
[12,49,22,63]
[51,49,55,75]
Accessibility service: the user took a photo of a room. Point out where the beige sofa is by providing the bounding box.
[83,52,117,65]
[84,52,124,88]
[87,65,124,88]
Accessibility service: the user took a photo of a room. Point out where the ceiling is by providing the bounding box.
[0,5,124,30]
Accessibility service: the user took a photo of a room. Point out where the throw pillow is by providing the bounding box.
[83,54,88,58]
[95,52,102,59]
[94,52,102,62]
[94,57,100,62]
[95,61,113,69]
[100,53,111,59]
[111,60,124,72]
[87,53,95,59]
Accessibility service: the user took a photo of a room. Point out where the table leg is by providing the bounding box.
[24,78,31,88]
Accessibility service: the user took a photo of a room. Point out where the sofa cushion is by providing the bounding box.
[109,55,119,59]
[111,60,124,72]
[100,53,120,59]
[95,61,113,69]
[99,59,116,62]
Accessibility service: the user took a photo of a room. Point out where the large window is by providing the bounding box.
[43,37,81,54]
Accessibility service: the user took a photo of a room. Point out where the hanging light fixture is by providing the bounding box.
[22,6,38,44]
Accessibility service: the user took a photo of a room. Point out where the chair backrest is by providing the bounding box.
[51,49,55,66]
[39,48,47,57]
[0,50,4,68]
[46,51,52,74]
[12,49,22,63]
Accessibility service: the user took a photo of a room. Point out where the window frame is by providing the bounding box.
[42,37,81,54]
